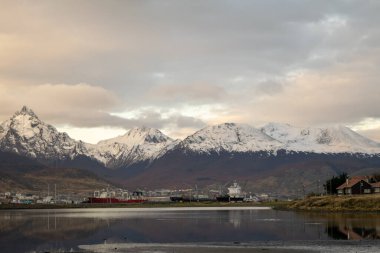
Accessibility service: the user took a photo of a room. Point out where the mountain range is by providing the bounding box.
[1,106,380,196]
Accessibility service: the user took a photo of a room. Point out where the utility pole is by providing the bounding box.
[302,184,305,199]
[317,180,320,196]
[330,178,332,195]
[195,184,199,202]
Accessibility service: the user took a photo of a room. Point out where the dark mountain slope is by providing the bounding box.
[122,148,380,195]
[0,151,115,194]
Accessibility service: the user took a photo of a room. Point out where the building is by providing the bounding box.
[371,182,380,194]
[336,176,372,195]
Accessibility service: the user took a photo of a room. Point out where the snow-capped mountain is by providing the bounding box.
[1,106,380,178]
[87,127,176,168]
[0,107,176,169]
[179,123,282,154]
[0,106,87,160]
[261,122,380,154]
[1,107,380,193]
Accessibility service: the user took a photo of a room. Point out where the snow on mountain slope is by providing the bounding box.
[180,123,282,154]
[0,107,177,168]
[87,127,176,167]
[1,106,379,169]
[261,122,380,154]
[0,106,87,159]
[98,127,172,147]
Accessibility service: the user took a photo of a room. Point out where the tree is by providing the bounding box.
[371,173,380,182]
[324,173,347,195]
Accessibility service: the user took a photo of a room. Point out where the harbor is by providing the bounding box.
[0,182,275,207]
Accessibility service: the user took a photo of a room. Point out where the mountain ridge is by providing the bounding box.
[1,107,380,168]
[1,106,380,194]
[87,126,176,168]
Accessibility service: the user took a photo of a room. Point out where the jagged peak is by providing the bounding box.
[129,126,158,134]
[180,122,282,153]
[97,126,173,146]
[127,126,172,143]
[14,106,39,119]
[127,126,169,136]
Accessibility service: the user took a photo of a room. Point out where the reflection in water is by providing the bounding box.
[327,225,379,240]
[1,208,380,253]
[297,212,380,240]
[325,218,380,240]
[228,210,242,228]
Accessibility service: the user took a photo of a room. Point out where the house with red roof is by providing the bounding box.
[336,176,372,195]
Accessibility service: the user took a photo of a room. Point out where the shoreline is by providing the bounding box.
[78,241,380,253]
[4,195,380,212]
[283,194,380,212]
[0,201,286,210]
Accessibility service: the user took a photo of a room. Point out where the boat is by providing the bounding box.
[85,189,147,204]
[216,182,245,202]
[170,195,184,202]
[170,194,213,202]
[87,197,146,204]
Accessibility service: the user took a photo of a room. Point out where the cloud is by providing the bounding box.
[148,83,226,104]
[227,60,380,128]
[1,1,380,142]
[0,83,205,140]
[0,83,128,128]
[175,115,205,129]
[252,79,284,96]
[111,108,206,132]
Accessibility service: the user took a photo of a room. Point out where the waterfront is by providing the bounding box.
[1,207,380,252]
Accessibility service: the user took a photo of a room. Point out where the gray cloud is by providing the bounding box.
[175,115,206,129]
[148,83,226,104]
[0,1,380,141]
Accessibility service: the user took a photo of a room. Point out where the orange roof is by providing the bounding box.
[350,175,369,181]
[336,178,366,190]
[371,182,380,188]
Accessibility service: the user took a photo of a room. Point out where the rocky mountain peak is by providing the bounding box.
[14,105,39,118]
[0,106,87,160]
[261,122,380,153]
[88,127,175,167]
[182,122,282,153]
[99,127,173,146]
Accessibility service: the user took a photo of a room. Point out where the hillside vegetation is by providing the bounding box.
[288,194,380,212]
[0,167,114,194]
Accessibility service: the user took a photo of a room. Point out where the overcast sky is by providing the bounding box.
[1,0,380,143]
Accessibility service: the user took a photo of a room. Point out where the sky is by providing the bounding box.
[1,0,380,143]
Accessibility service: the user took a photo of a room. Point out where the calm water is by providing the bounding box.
[1,207,380,253]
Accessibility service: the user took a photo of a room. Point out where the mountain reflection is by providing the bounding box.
[1,209,380,253]
[296,212,380,240]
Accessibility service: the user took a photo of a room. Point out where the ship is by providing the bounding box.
[85,189,147,204]
[170,194,213,202]
[216,182,245,202]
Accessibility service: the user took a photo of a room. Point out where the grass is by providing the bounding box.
[286,194,380,212]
